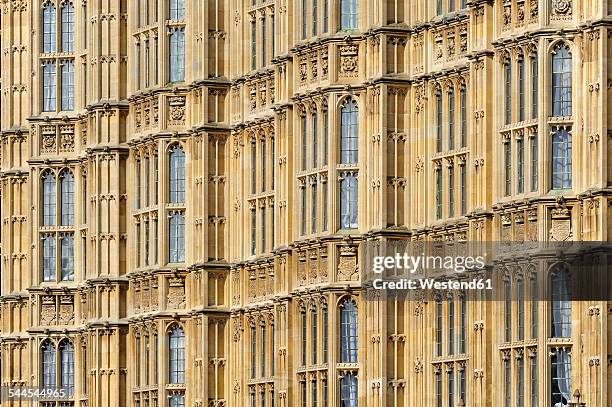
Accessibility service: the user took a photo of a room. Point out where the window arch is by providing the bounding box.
[42,171,57,226]
[41,340,57,388]
[43,3,57,53]
[169,144,185,203]
[340,98,358,164]
[550,264,571,337]
[551,44,572,117]
[340,0,358,30]
[169,0,185,20]
[339,298,358,363]
[60,170,75,226]
[168,325,186,383]
[59,340,75,396]
[61,2,75,52]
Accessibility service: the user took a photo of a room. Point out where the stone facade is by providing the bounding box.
[0,0,610,407]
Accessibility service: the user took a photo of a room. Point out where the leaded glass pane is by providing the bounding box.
[169,29,185,82]
[551,265,572,337]
[43,62,57,112]
[551,127,572,189]
[340,174,358,229]
[61,171,75,225]
[551,349,571,407]
[340,99,358,164]
[61,61,75,111]
[169,145,185,203]
[168,212,185,263]
[340,300,358,363]
[60,341,75,396]
[340,0,358,30]
[42,341,56,387]
[169,326,185,383]
[61,233,74,281]
[43,234,57,281]
[43,172,57,226]
[169,0,185,20]
[61,3,75,52]
[552,45,572,117]
[43,5,57,53]
[340,372,358,407]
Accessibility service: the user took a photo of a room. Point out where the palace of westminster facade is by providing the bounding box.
[0,0,610,406]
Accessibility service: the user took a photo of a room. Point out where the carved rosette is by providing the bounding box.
[551,0,572,20]
[40,295,56,325]
[167,96,186,126]
[59,125,75,152]
[167,276,186,309]
[41,126,57,153]
[58,295,74,325]
[339,44,359,78]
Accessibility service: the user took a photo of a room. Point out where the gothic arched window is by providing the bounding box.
[339,299,358,363]
[41,341,57,388]
[61,2,75,52]
[42,171,57,226]
[43,4,57,53]
[59,340,75,396]
[169,144,185,203]
[551,44,572,117]
[60,170,75,226]
[340,98,358,164]
[340,0,358,30]
[168,325,185,383]
[550,264,571,337]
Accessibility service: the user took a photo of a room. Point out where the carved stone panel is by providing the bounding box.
[337,246,359,281]
[167,276,186,309]
[40,295,56,325]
